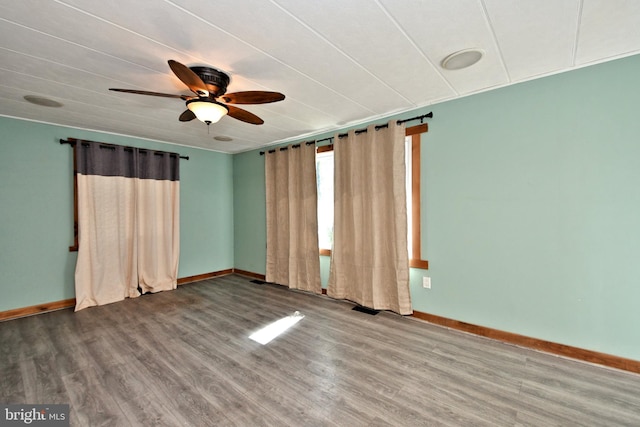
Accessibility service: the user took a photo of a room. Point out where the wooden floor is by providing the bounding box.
[1,274,640,426]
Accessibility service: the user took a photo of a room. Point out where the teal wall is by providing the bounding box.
[232,149,266,273]
[0,117,234,312]
[232,54,640,361]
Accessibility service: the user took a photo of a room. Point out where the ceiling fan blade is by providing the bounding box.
[220,91,285,105]
[179,109,196,122]
[109,88,189,100]
[227,105,264,125]
[168,60,209,97]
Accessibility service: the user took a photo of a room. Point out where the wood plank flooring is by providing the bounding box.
[1,274,639,426]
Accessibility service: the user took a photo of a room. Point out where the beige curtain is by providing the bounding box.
[75,174,140,310]
[327,121,412,315]
[265,143,321,293]
[74,142,179,311]
[136,177,180,293]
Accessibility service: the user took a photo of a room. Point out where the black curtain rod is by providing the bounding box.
[259,140,315,155]
[397,112,433,125]
[259,112,432,155]
[313,112,433,145]
[59,139,190,160]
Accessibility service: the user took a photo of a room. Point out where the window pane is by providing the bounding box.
[405,136,412,257]
[316,151,334,250]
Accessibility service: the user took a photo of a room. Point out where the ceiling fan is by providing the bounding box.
[109,60,285,126]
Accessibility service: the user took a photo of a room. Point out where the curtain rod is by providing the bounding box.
[259,140,315,156]
[259,112,432,155]
[59,139,190,160]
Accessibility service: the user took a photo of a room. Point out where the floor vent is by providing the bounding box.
[352,305,380,315]
[250,280,266,285]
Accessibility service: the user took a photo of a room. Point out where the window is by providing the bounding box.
[315,124,428,269]
[406,124,429,269]
[316,146,334,255]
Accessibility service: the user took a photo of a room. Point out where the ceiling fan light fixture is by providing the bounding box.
[186,99,229,124]
[441,48,484,70]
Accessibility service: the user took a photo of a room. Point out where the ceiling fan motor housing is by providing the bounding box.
[190,66,230,97]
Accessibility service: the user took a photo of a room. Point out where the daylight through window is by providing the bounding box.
[316,148,334,253]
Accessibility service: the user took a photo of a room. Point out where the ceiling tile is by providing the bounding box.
[379,0,509,94]
[274,0,455,105]
[576,0,640,64]
[484,0,579,81]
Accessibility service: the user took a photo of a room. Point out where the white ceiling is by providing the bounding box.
[1,0,639,153]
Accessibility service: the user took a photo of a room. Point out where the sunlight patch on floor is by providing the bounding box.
[249,311,304,345]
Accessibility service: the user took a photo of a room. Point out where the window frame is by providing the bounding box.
[406,124,429,269]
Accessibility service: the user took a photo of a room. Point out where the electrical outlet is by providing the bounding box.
[422,276,431,289]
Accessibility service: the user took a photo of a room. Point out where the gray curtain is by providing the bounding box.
[74,141,180,311]
[265,143,321,293]
[327,121,412,315]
